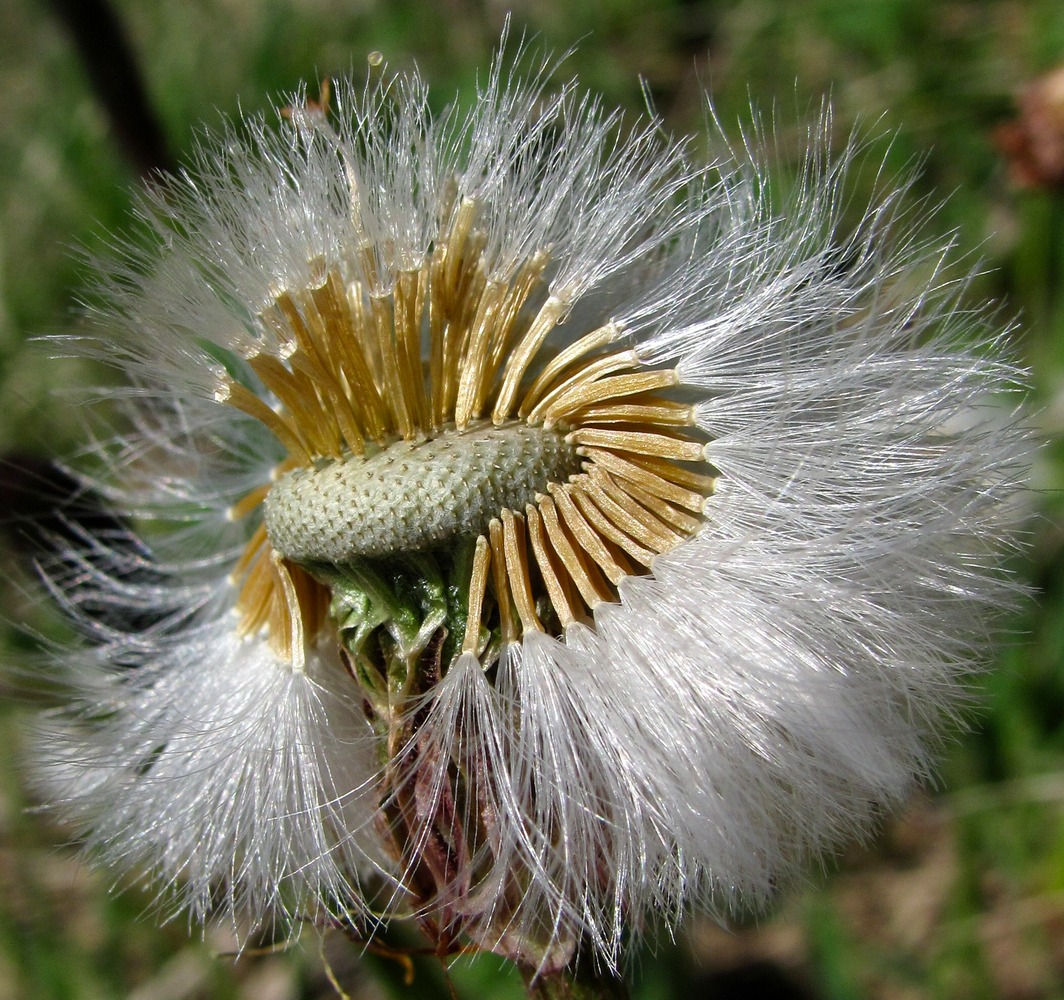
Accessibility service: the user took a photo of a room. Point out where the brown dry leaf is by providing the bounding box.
[996,65,1064,188]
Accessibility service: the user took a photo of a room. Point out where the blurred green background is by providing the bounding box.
[2,1,1064,998]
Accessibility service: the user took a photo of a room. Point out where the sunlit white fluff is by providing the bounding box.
[30,39,1029,972]
[37,633,381,928]
[32,395,385,932]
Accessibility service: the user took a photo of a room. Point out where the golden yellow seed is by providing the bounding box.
[525,505,578,628]
[542,369,681,425]
[621,478,704,534]
[234,560,271,633]
[267,291,308,353]
[442,198,479,292]
[573,399,695,427]
[367,293,415,439]
[488,251,551,376]
[231,522,268,581]
[581,447,707,512]
[431,219,489,426]
[568,480,657,567]
[568,427,706,463]
[455,279,508,428]
[310,274,392,440]
[536,495,613,609]
[492,294,569,422]
[286,349,365,456]
[227,482,272,522]
[526,350,641,424]
[488,517,517,644]
[592,468,687,548]
[278,289,326,366]
[501,509,541,634]
[518,323,622,416]
[222,381,310,464]
[271,550,305,670]
[636,454,718,494]
[462,535,492,654]
[547,483,627,585]
[303,277,375,433]
[249,353,342,459]
[582,468,683,552]
[394,267,430,430]
[427,251,449,429]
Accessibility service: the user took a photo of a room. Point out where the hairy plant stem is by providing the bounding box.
[326,551,630,995]
[520,959,631,1000]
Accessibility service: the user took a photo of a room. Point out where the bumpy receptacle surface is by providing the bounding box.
[264,421,580,563]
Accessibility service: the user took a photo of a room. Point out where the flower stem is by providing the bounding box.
[520,961,631,1000]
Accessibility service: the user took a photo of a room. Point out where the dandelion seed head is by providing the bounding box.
[29,33,1031,974]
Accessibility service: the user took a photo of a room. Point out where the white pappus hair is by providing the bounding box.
[25,37,1031,975]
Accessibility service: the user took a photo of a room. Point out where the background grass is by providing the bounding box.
[1,1,1063,997]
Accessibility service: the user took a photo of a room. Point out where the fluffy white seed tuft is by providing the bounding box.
[28,40,1031,969]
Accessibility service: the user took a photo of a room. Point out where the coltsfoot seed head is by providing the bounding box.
[26,32,1031,977]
